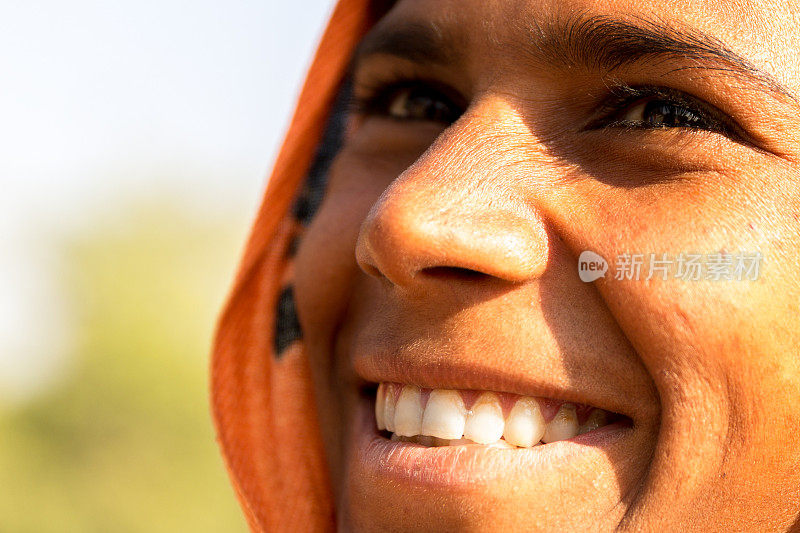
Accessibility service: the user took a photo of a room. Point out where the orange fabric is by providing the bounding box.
[210,1,378,530]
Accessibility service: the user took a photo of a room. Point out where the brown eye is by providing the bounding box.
[620,98,707,129]
[354,82,463,124]
[386,86,459,122]
[591,86,738,136]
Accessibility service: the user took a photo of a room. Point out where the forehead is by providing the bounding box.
[377,0,800,95]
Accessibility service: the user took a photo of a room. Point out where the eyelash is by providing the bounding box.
[587,85,738,136]
[348,78,741,138]
[348,77,464,123]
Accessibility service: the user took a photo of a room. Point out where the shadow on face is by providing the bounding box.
[292,0,800,530]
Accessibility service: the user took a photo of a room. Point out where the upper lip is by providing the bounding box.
[351,337,659,425]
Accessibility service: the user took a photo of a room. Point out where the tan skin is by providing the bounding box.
[293,0,800,530]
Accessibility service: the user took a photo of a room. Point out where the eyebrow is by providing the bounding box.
[354,20,456,67]
[352,13,797,104]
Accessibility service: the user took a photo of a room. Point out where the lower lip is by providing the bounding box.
[350,396,634,488]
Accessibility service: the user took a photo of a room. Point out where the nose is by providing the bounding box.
[355,106,550,291]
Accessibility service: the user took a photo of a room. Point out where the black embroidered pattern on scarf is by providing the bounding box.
[273,79,352,358]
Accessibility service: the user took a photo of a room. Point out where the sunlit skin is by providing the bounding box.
[292,0,800,530]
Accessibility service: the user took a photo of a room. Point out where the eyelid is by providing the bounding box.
[351,81,464,120]
[586,84,744,138]
[347,79,423,117]
[348,63,467,119]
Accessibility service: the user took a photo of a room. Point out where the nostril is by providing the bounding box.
[420,266,490,282]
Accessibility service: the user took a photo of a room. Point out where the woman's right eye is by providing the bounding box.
[353,82,463,124]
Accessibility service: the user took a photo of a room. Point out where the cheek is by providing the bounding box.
[294,158,400,350]
[557,165,800,501]
[294,191,366,349]
[294,125,442,347]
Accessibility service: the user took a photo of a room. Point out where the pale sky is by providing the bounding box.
[0,0,336,401]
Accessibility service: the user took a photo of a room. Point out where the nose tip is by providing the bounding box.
[355,184,548,290]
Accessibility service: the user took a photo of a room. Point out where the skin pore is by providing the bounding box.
[293,0,800,530]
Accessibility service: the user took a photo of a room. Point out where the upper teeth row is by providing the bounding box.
[376,383,609,448]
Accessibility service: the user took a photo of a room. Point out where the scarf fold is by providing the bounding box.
[210,0,381,530]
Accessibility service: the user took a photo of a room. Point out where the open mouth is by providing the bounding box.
[350,379,640,492]
[349,346,651,494]
[374,382,627,448]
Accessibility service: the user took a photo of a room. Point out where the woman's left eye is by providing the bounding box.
[619,98,708,128]
[595,87,733,135]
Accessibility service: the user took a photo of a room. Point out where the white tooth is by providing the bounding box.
[503,397,546,447]
[393,386,423,437]
[578,409,609,435]
[463,392,505,444]
[421,389,467,439]
[375,383,386,430]
[384,383,397,432]
[542,403,579,443]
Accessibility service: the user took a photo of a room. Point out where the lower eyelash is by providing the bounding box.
[587,85,739,136]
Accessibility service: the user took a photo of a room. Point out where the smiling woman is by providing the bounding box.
[211,0,800,531]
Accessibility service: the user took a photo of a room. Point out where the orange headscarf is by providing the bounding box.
[210,1,387,530]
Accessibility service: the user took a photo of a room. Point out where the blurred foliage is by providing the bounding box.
[0,198,248,532]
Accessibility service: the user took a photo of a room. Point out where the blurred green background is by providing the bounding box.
[1,1,335,530]
[0,199,248,532]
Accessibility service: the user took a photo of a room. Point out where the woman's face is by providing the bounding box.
[293,0,800,529]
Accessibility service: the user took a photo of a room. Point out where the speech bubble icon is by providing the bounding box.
[578,250,608,282]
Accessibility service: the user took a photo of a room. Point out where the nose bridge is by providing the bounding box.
[355,102,550,289]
